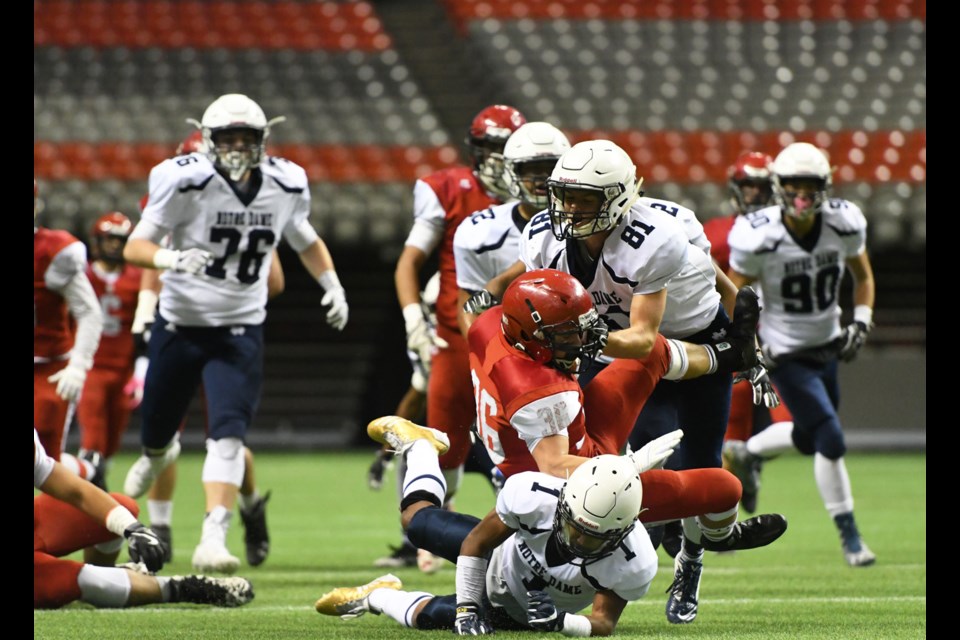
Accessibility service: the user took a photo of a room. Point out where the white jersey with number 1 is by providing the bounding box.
[486,471,657,624]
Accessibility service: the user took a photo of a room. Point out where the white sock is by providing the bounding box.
[368,589,433,627]
[201,505,232,544]
[148,500,174,526]
[239,490,260,511]
[814,453,854,516]
[156,576,172,601]
[681,516,703,544]
[402,440,447,505]
[77,565,131,607]
[747,421,795,457]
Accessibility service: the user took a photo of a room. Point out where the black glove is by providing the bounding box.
[453,602,494,635]
[733,359,780,408]
[367,448,395,491]
[124,522,166,573]
[463,290,499,316]
[593,317,609,352]
[837,321,870,362]
[526,590,565,632]
[133,322,153,357]
[709,286,761,374]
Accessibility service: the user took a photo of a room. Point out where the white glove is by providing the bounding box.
[628,429,684,473]
[153,248,214,275]
[48,363,88,403]
[403,303,448,377]
[321,287,349,331]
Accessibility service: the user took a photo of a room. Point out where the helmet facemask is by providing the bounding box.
[546,180,641,240]
[522,303,606,374]
[772,176,828,221]
[469,135,511,200]
[730,178,774,215]
[507,157,561,210]
[208,127,265,182]
[553,478,637,559]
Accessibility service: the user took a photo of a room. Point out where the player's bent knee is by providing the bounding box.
[201,437,245,486]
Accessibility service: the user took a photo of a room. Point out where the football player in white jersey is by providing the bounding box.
[724,142,878,567]
[465,139,764,623]
[317,422,656,637]
[453,121,571,336]
[120,94,349,574]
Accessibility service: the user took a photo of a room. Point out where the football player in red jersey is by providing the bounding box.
[34,178,104,481]
[34,428,253,609]
[381,105,526,569]
[73,211,143,490]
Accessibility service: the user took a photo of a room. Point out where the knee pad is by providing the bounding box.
[77,564,131,608]
[201,437,245,486]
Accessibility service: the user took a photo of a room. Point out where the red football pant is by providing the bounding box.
[35,361,72,461]
[78,365,134,458]
[428,326,476,471]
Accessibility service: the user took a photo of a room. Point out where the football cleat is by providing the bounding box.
[373,541,418,568]
[315,573,403,619]
[700,514,788,552]
[239,491,271,567]
[168,575,254,607]
[661,520,684,559]
[367,416,450,456]
[123,439,182,498]
[665,555,703,624]
[151,523,173,563]
[835,513,877,567]
[722,440,763,513]
[192,540,241,574]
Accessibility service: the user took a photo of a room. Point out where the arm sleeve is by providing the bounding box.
[283,218,320,253]
[404,180,446,254]
[129,218,171,244]
[61,271,103,370]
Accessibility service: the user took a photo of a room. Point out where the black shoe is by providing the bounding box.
[79,450,108,491]
[168,575,254,607]
[700,514,788,552]
[661,520,684,559]
[665,554,703,624]
[373,541,418,568]
[239,491,271,567]
[152,523,173,563]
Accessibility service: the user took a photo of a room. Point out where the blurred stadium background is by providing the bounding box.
[34,0,925,451]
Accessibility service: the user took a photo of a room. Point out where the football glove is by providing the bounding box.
[733,359,781,408]
[526,590,565,633]
[153,248,214,275]
[837,320,870,362]
[463,289,498,316]
[404,304,447,377]
[453,603,494,635]
[321,287,349,331]
[124,522,166,573]
[48,363,87,403]
[628,429,684,473]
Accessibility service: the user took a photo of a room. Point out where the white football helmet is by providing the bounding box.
[502,122,571,210]
[770,142,833,220]
[554,454,642,559]
[190,94,286,181]
[546,140,643,240]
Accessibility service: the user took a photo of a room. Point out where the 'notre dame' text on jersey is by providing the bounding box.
[728,198,868,358]
[142,152,311,326]
[487,471,658,624]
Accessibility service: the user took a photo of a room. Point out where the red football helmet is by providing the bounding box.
[466,105,527,200]
[728,151,774,215]
[90,211,133,265]
[177,130,209,155]
[500,269,607,373]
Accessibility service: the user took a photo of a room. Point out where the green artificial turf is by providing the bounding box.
[35,450,925,639]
